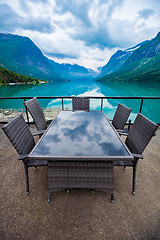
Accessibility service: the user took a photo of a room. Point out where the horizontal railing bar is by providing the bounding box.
[0,96,160,100]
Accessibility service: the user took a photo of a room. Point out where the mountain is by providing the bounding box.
[0,65,39,84]
[97,66,102,73]
[87,68,99,78]
[0,33,96,82]
[47,60,98,80]
[97,41,148,79]
[60,64,94,80]
[0,33,66,82]
[97,32,160,83]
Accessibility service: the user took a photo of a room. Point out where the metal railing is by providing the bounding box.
[0,96,160,124]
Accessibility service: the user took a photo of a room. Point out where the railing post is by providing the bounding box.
[62,97,64,110]
[24,98,30,125]
[128,119,131,130]
[101,98,103,110]
[139,99,144,113]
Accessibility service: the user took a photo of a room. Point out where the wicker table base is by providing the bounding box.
[48,161,114,203]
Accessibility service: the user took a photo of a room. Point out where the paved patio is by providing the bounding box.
[0,123,160,240]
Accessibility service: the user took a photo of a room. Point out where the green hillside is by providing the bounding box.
[0,33,65,82]
[98,55,160,83]
[97,32,160,84]
[0,65,39,84]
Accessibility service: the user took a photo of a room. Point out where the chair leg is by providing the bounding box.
[24,164,29,195]
[132,166,136,195]
[132,159,138,195]
[111,194,114,203]
[66,189,70,194]
[48,193,50,203]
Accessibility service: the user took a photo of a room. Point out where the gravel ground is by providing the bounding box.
[0,124,160,240]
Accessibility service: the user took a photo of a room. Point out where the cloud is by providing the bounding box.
[138,8,155,19]
[45,52,76,60]
[54,0,125,49]
[0,4,24,33]
[0,3,53,33]
[54,0,92,27]
[0,0,160,70]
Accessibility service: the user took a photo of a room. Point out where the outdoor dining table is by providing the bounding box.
[29,110,133,203]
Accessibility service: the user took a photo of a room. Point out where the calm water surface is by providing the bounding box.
[0,79,160,123]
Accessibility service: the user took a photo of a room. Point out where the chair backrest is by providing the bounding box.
[2,114,35,155]
[112,103,131,130]
[72,97,90,111]
[125,113,158,154]
[24,97,47,131]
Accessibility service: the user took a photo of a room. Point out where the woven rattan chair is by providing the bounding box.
[24,97,47,135]
[114,113,158,194]
[2,114,48,195]
[72,97,90,111]
[112,103,132,133]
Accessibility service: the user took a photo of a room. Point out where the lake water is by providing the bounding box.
[0,79,160,123]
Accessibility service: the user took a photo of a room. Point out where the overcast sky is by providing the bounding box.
[0,0,160,70]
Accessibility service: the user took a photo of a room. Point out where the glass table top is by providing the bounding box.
[31,111,130,157]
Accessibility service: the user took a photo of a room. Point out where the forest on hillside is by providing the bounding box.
[0,66,39,84]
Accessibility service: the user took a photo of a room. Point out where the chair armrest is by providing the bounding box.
[117,130,128,136]
[132,153,143,159]
[116,129,123,132]
[18,154,29,160]
[32,130,45,136]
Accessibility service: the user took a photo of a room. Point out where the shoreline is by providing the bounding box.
[0,80,47,86]
[0,107,60,123]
